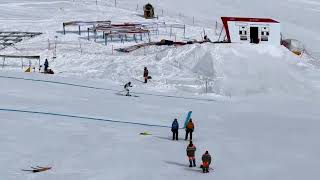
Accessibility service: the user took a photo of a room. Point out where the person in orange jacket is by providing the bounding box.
[185,118,194,140]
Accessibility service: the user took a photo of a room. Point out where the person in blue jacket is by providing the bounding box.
[44,59,49,72]
[171,118,179,140]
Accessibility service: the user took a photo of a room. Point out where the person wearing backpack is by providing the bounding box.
[171,118,179,140]
[201,151,212,173]
[185,118,194,140]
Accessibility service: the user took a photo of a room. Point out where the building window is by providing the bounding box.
[261,27,270,41]
[239,26,248,41]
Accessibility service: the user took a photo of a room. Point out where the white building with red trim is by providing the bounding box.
[221,17,281,45]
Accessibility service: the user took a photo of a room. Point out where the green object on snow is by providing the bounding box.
[139,132,152,135]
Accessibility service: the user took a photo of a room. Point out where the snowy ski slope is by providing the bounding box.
[0,0,320,180]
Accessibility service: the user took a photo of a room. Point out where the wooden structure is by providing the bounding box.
[62,21,111,35]
[144,3,155,19]
[0,32,42,50]
[0,55,41,70]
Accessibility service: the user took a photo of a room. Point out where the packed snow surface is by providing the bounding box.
[0,0,320,180]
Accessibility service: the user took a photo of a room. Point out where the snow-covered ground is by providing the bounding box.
[1,0,320,180]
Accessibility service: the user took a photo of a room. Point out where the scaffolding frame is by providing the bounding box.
[62,21,111,35]
[87,23,150,45]
[0,32,42,50]
[0,55,41,70]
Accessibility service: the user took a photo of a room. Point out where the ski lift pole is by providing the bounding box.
[205,80,208,94]
[2,57,5,68]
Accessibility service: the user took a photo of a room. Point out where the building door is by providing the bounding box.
[250,27,259,43]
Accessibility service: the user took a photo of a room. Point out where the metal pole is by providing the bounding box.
[218,26,224,41]
[215,21,218,35]
[205,80,208,94]
[54,36,57,59]
[183,25,186,38]
[2,57,5,68]
[79,38,82,54]
[63,23,65,35]
[87,28,90,40]
[112,45,114,55]
[78,25,81,35]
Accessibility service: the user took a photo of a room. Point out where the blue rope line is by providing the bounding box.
[0,75,217,102]
[0,108,171,128]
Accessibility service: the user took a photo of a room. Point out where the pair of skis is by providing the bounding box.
[22,166,52,173]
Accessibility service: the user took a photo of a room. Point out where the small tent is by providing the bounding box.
[144,3,155,19]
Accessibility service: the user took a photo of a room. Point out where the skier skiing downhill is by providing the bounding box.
[186,141,196,167]
[201,151,212,173]
[171,118,179,140]
[124,82,132,96]
[185,119,194,140]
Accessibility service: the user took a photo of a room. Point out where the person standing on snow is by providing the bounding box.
[171,118,179,140]
[186,141,196,167]
[44,59,49,72]
[185,118,194,140]
[124,82,132,96]
[143,67,149,83]
[201,151,212,173]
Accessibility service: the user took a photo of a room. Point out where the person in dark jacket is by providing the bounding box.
[124,82,132,96]
[201,151,212,173]
[171,118,179,140]
[186,141,196,167]
[143,67,149,83]
[44,59,49,72]
[185,119,194,140]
